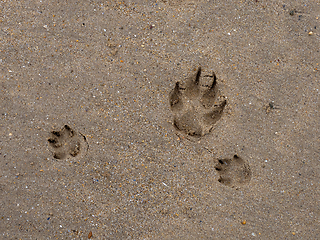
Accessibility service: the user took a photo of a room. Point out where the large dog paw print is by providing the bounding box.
[48,125,88,160]
[169,67,226,137]
[215,155,252,188]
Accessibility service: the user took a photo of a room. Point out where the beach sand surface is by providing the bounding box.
[0,0,319,239]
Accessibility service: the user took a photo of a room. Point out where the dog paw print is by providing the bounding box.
[215,155,252,188]
[48,125,88,160]
[169,67,226,137]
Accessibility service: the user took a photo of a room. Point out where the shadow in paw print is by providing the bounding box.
[48,125,88,160]
[215,155,252,188]
[169,67,226,138]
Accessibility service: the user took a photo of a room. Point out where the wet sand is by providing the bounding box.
[0,0,319,239]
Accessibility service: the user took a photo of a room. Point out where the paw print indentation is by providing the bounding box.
[169,67,226,137]
[215,155,252,188]
[48,125,88,160]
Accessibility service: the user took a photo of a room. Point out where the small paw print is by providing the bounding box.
[215,155,252,188]
[48,125,88,160]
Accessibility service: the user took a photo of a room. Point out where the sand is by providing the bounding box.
[0,0,319,239]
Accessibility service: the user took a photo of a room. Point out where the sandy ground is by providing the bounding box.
[1,0,319,239]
